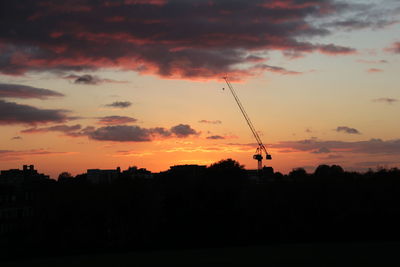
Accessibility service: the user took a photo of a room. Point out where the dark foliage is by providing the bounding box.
[2,160,400,260]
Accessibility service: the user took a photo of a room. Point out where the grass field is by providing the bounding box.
[2,242,400,266]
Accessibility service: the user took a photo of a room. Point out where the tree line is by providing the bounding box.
[1,159,400,259]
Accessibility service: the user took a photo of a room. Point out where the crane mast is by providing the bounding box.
[223,77,272,170]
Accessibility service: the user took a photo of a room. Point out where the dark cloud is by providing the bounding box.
[69,74,100,85]
[170,124,198,137]
[199,120,222,124]
[0,83,64,99]
[0,0,361,79]
[97,116,137,125]
[316,44,356,55]
[84,123,198,142]
[323,19,397,31]
[22,122,200,142]
[21,124,81,134]
[11,136,22,140]
[64,74,127,85]
[206,135,225,140]
[150,127,172,137]
[321,2,399,31]
[273,138,400,155]
[336,126,361,135]
[86,125,153,142]
[0,99,70,125]
[105,101,132,108]
[373,98,399,104]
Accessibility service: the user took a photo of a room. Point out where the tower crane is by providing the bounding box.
[223,77,272,171]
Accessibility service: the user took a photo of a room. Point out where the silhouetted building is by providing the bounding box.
[122,166,153,180]
[0,188,35,239]
[168,164,206,175]
[0,165,49,186]
[246,166,274,182]
[246,169,260,181]
[87,167,121,184]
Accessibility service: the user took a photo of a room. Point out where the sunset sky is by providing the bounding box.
[1,0,400,178]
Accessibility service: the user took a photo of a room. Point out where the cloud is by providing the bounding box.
[0,83,64,99]
[199,120,222,124]
[86,125,154,142]
[0,100,70,125]
[61,123,199,142]
[105,101,132,108]
[323,19,398,31]
[316,44,356,55]
[252,64,302,75]
[272,138,400,155]
[336,126,361,135]
[356,59,387,64]
[367,68,383,73]
[386,42,400,54]
[21,124,81,134]
[64,74,127,85]
[321,2,400,31]
[206,135,225,140]
[0,149,74,161]
[97,116,137,125]
[170,124,199,137]
[11,136,22,140]
[311,147,331,154]
[113,150,153,157]
[0,0,362,79]
[373,98,399,104]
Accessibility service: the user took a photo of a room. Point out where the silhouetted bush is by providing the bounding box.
[2,161,400,260]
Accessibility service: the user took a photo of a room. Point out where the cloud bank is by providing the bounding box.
[64,74,127,85]
[20,122,199,142]
[0,83,64,99]
[273,138,400,155]
[0,100,70,125]
[0,0,366,79]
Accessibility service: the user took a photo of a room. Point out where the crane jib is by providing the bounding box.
[223,77,272,170]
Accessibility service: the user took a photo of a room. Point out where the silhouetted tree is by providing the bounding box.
[314,164,331,177]
[57,172,73,182]
[4,160,400,259]
[289,167,308,179]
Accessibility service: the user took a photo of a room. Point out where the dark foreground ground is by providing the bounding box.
[3,242,400,266]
